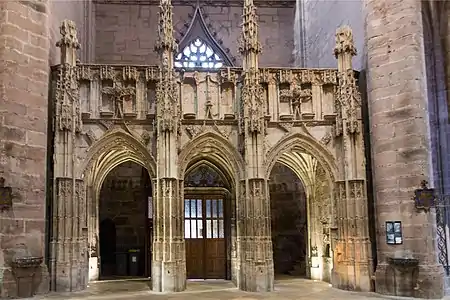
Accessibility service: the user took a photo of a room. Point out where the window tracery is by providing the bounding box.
[174,38,224,69]
[184,164,225,187]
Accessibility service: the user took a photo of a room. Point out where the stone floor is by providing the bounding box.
[34,277,423,300]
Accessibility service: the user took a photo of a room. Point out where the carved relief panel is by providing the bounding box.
[261,69,338,123]
[121,66,138,117]
[72,65,161,121]
[180,70,238,120]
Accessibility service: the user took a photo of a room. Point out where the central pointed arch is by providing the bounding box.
[178,131,244,184]
[175,7,234,69]
[179,132,243,281]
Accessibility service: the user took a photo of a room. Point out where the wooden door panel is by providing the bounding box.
[186,239,204,279]
[205,239,226,278]
[185,195,226,279]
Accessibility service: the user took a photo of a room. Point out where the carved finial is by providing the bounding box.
[56,20,80,50]
[155,0,178,67]
[238,0,261,68]
[334,25,357,58]
[56,20,80,65]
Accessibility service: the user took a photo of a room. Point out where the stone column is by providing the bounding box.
[236,0,274,292]
[50,20,87,292]
[332,26,372,292]
[0,1,51,297]
[364,0,444,298]
[152,0,186,292]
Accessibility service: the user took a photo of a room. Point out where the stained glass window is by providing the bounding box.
[174,38,224,69]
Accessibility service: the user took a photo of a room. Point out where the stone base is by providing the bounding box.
[331,263,372,292]
[51,262,88,292]
[238,260,274,292]
[375,263,444,299]
[152,260,186,292]
[0,264,49,298]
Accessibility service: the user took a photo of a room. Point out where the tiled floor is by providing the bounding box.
[35,277,416,300]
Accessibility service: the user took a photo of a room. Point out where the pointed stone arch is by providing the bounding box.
[175,7,234,69]
[179,132,244,184]
[266,133,338,282]
[80,129,156,193]
[79,129,157,281]
[265,133,338,182]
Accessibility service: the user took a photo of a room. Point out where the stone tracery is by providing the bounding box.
[48,6,372,297]
[175,38,224,69]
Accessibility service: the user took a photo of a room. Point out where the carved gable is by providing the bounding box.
[175,7,233,69]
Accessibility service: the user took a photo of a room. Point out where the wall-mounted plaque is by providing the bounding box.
[386,221,402,245]
[0,177,12,212]
[414,180,435,212]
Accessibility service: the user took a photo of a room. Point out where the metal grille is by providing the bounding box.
[436,194,450,275]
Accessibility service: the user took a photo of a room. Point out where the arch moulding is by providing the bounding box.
[79,129,157,191]
[178,132,244,184]
[265,132,338,182]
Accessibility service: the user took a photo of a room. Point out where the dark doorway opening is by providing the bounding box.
[269,162,308,278]
[99,162,152,280]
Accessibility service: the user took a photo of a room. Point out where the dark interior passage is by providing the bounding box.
[269,162,308,277]
[99,162,152,279]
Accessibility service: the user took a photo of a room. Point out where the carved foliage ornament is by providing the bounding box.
[241,69,265,134]
[55,64,82,133]
[156,70,180,132]
[56,20,80,49]
[335,70,361,135]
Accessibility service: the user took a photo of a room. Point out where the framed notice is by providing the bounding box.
[386,221,402,245]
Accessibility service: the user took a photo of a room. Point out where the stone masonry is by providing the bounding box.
[365,0,445,298]
[0,1,50,297]
[94,3,294,67]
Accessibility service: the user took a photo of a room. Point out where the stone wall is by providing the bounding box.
[50,1,94,64]
[302,0,364,70]
[269,163,307,276]
[0,1,50,297]
[365,0,444,298]
[94,4,294,67]
[0,1,92,296]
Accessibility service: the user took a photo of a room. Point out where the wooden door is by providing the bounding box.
[185,195,226,279]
